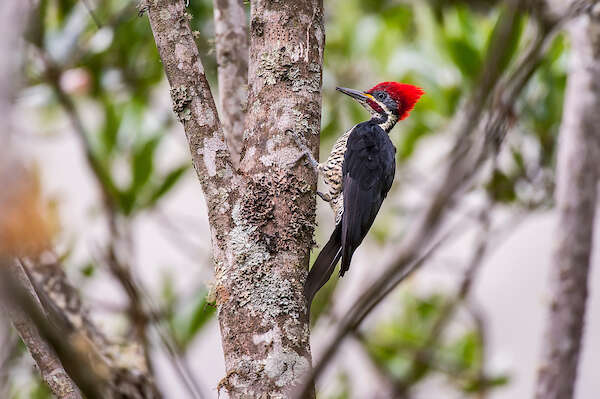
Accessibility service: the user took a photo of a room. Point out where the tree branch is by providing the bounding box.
[0,2,82,396]
[3,260,82,399]
[21,254,162,398]
[147,0,237,241]
[535,6,600,399]
[0,258,111,399]
[211,0,324,396]
[213,0,249,166]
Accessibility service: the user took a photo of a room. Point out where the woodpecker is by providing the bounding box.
[290,82,424,305]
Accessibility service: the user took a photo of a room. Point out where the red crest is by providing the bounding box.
[367,82,424,120]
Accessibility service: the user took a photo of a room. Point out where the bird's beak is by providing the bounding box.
[336,87,374,103]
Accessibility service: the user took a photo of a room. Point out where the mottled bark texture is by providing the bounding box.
[535,7,600,399]
[213,0,249,166]
[217,0,323,396]
[147,0,323,397]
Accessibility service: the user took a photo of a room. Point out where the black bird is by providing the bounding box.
[290,82,424,305]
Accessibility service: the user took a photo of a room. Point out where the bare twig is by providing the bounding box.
[297,226,460,398]
[2,260,83,399]
[0,2,81,396]
[20,254,161,398]
[36,50,156,372]
[393,204,492,396]
[81,0,102,28]
[0,258,110,399]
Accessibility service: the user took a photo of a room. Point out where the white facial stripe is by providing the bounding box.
[360,95,398,132]
[372,98,398,131]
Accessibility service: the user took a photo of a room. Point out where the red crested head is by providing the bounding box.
[366,82,425,120]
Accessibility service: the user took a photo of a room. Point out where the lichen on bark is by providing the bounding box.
[215,0,323,396]
[148,0,323,396]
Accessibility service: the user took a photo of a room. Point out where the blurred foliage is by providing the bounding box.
[11,0,569,396]
[364,293,509,396]
[324,373,352,399]
[161,275,216,351]
[11,1,219,396]
[10,377,53,399]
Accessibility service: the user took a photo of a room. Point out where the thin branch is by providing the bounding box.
[81,0,102,28]
[297,226,461,398]
[0,258,110,399]
[38,46,209,398]
[20,254,162,398]
[36,49,157,373]
[212,0,249,166]
[393,204,492,396]
[146,0,237,237]
[2,260,83,399]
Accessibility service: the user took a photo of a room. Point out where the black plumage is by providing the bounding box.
[304,121,396,304]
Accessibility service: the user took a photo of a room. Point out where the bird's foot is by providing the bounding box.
[317,191,331,202]
[285,129,320,174]
[137,0,149,16]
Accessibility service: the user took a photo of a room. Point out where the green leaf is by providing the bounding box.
[446,37,482,79]
[99,100,121,156]
[484,8,524,75]
[145,164,189,209]
[486,169,517,203]
[463,374,510,393]
[80,263,95,277]
[116,189,136,216]
[172,291,216,350]
[127,135,161,202]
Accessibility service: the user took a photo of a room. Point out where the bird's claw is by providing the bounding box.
[137,0,149,16]
[317,191,331,202]
[285,129,320,173]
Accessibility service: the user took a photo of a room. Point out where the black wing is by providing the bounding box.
[340,122,395,276]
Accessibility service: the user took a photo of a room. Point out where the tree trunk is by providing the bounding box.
[147,0,323,396]
[217,0,323,395]
[535,8,600,399]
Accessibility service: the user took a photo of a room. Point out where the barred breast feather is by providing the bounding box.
[319,127,354,224]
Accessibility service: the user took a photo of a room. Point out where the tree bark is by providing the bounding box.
[535,7,600,399]
[216,0,323,396]
[213,0,249,166]
[147,0,323,396]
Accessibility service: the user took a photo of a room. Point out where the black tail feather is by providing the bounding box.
[304,223,342,306]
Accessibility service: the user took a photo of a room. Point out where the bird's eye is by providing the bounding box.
[376,92,386,101]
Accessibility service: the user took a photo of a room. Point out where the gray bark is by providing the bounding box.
[217,0,323,396]
[535,7,600,399]
[213,0,249,166]
[147,0,323,396]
